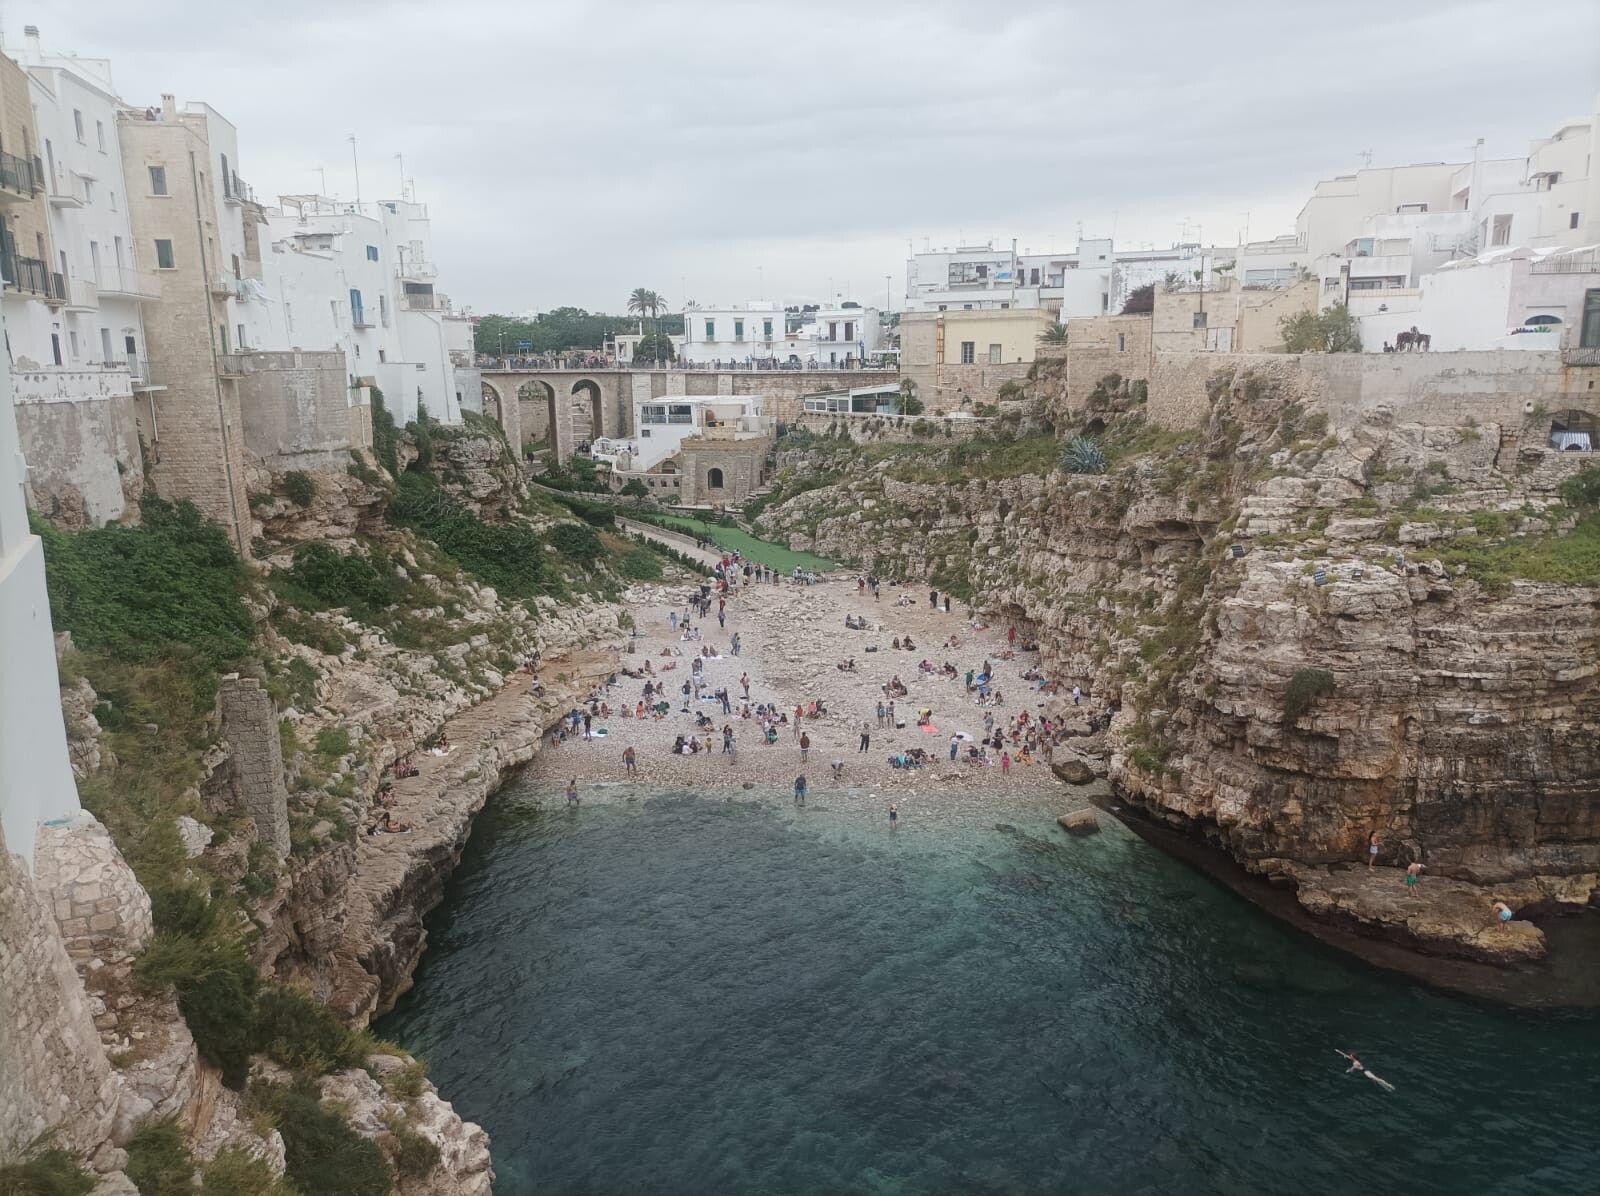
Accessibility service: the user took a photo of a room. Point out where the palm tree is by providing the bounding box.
[627,289,669,364]
[1038,322,1069,345]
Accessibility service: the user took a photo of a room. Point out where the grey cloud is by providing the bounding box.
[17,0,1600,311]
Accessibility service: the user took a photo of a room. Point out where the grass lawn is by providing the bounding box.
[646,515,835,572]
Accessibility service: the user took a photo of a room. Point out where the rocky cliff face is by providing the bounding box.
[757,366,1600,963]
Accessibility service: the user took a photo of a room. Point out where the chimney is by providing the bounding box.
[21,25,41,61]
[161,93,176,123]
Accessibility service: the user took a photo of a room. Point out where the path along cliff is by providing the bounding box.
[753,354,1600,976]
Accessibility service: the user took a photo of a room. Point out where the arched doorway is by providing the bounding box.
[707,466,725,491]
[571,379,604,445]
[517,381,554,448]
[1549,409,1597,452]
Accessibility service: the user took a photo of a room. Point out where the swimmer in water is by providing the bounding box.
[565,778,579,807]
[888,802,898,829]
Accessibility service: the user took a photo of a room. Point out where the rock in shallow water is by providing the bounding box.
[1058,810,1100,836]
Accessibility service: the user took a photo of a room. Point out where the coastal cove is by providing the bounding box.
[380,780,1600,1196]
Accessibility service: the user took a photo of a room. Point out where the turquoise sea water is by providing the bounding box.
[379,782,1600,1195]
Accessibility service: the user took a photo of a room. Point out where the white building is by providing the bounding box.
[0,347,80,867]
[904,239,1224,320]
[591,394,768,475]
[677,302,882,366]
[261,194,472,424]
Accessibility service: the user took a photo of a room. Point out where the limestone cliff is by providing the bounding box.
[755,361,1600,964]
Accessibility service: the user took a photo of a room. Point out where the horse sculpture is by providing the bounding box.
[1395,326,1432,352]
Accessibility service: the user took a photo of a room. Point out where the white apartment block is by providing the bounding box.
[904,239,1223,321]
[678,302,882,366]
[262,195,473,425]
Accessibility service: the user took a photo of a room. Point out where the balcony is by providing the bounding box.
[10,364,134,404]
[401,291,449,312]
[2,253,63,300]
[64,276,98,310]
[210,274,245,299]
[48,186,84,209]
[351,308,377,329]
[0,151,41,202]
[222,173,254,205]
[97,266,160,301]
[396,260,438,283]
[1564,347,1600,367]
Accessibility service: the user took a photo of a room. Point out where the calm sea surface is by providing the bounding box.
[380,781,1600,1195]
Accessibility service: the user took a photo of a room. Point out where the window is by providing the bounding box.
[114,236,125,267]
[237,324,247,351]
[1192,311,1208,329]
[153,239,175,269]
[218,324,229,354]
[148,165,168,195]
[378,348,387,363]
[704,319,715,339]
[1491,214,1512,246]
[231,253,241,280]
[109,189,117,212]
[707,467,725,489]
[828,321,838,341]
[987,343,1002,364]
[844,321,854,341]
[642,404,667,424]
[999,302,1010,309]
[734,319,744,341]
[379,294,389,326]
[220,153,230,196]
[69,330,80,359]
[1572,211,1582,230]
[960,341,975,364]
[1030,268,1040,285]
[73,109,85,141]
[96,121,106,151]
[367,244,380,261]
[762,319,773,339]
[937,304,947,311]
[82,179,93,204]
[349,287,365,324]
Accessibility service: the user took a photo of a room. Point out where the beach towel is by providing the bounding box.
[920,723,940,734]
[592,728,608,737]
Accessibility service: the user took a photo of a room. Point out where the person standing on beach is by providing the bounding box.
[949,734,959,762]
[740,672,751,700]
[794,775,807,805]
[723,724,736,755]
[582,711,593,739]
[1404,861,1425,896]
[623,746,636,774]
[1367,831,1381,869]
[859,721,871,753]
[669,610,678,632]
[800,731,811,762]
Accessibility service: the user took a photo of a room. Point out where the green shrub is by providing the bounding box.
[282,471,316,507]
[256,1083,390,1196]
[618,547,663,581]
[1560,465,1600,510]
[387,1121,440,1179]
[313,727,352,764]
[1282,668,1335,724]
[124,1119,196,1196]
[369,387,400,479]
[389,474,551,598]
[379,1058,429,1103]
[134,934,260,1088]
[200,1147,294,1196]
[33,497,253,674]
[253,984,366,1075]
[548,522,605,567]
[549,493,616,527]
[281,544,397,613]
[1060,435,1108,475]
[0,1139,95,1196]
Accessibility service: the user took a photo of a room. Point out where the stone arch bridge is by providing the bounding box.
[477,368,898,462]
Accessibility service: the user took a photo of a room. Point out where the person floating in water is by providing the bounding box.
[565,778,579,807]
[1337,1050,1395,1092]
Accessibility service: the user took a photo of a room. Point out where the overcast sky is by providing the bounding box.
[16,0,1600,315]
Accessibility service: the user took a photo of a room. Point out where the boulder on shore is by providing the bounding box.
[1052,757,1095,785]
[1058,809,1100,836]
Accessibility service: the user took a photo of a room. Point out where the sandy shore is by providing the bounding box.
[523,573,1073,806]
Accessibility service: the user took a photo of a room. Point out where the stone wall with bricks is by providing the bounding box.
[120,112,254,555]
[678,436,772,506]
[14,390,145,530]
[0,820,121,1161]
[230,350,370,471]
[217,676,291,857]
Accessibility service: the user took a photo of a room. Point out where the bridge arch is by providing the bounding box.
[518,380,556,448]
[571,378,604,446]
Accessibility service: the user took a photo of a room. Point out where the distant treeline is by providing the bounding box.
[474,308,685,355]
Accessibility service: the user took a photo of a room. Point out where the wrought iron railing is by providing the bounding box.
[0,150,39,195]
